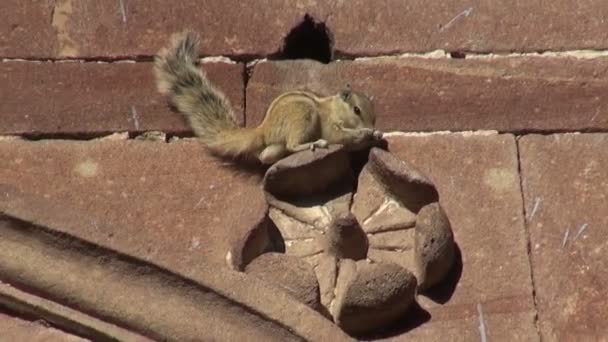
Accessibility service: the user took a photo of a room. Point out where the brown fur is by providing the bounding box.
[154,31,382,165]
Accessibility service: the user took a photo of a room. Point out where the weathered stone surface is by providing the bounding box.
[0,211,350,341]
[255,145,455,335]
[315,255,338,308]
[246,58,608,132]
[0,312,87,342]
[332,260,417,335]
[351,165,388,224]
[0,60,243,135]
[363,201,417,234]
[0,139,353,341]
[320,213,368,261]
[367,148,439,212]
[7,1,608,58]
[367,229,415,251]
[263,145,352,197]
[519,133,608,341]
[32,0,329,58]
[0,1,57,58]
[225,215,277,271]
[350,148,452,294]
[0,138,263,269]
[383,133,538,341]
[328,0,608,55]
[414,203,455,290]
[0,280,151,341]
[245,252,322,312]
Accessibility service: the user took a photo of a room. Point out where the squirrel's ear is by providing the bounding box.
[339,85,352,101]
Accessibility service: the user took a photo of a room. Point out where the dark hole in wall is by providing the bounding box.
[449,51,466,59]
[281,14,333,63]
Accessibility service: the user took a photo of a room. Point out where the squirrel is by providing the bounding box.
[154,31,383,165]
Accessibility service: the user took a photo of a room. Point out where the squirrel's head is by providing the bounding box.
[338,84,376,128]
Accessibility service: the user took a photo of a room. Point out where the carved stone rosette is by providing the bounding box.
[229,146,455,335]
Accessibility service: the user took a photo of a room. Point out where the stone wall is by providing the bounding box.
[1,1,607,340]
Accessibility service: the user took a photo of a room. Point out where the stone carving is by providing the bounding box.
[0,190,352,341]
[230,145,456,335]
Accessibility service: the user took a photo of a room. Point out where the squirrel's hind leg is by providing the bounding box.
[285,110,325,153]
[259,144,287,165]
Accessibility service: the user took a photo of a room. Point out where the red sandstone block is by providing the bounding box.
[5,0,608,58]
[0,1,57,58]
[0,138,266,268]
[329,0,608,55]
[246,58,608,132]
[33,0,325,58]
[385,133,538,341]
[519,133,608,341]
[0,60,243,135]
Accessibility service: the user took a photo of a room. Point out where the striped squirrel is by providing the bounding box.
[154,32,383,165]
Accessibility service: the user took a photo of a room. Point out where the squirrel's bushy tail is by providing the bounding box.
[154,32,264,160]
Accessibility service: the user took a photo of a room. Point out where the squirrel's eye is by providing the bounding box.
[354,106,361,115]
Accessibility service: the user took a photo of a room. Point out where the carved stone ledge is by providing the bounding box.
[0,188,353,342]
[232,146,456,335]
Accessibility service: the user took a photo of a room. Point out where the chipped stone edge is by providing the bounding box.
[383,130,499,137]
[0,135,23,141]
[97,132,129,141]
[3,131,600,144]
[1,57,238,65]
[200,56,236,64]
[0,281,150,342]
[351,49,608,62]
[0,134,202,143]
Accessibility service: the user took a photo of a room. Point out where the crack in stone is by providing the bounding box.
[4,131,608,145]
[367,245,412,253]
[514,136,542,339]
[328,258,339,315]
[361,195,417,234]
[5,48,608,64]
[362,197,392,226]
[49,0,56,25]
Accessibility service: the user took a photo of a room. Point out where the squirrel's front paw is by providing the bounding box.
[373,130,384,140]
[310,139,329,151]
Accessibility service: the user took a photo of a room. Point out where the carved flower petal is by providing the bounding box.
[245,253,322,312]
[367,229,415,251]
[266,199,332,230]
[362,197,417,233]
[263,146,352,197]
[415,202,455,290]
[352,164,387,223]
[315,254,338,308]
[269,208,320,240]
[285,239,324,258]
[367,248,416,275]
[332,259,417,335]
[367,148,439,213]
